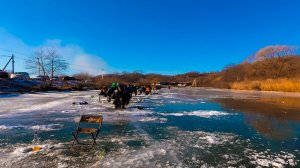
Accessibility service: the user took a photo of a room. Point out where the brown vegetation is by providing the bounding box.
[194,45,300,92]
[230,79,300,92]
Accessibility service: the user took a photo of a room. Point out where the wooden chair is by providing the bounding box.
[72,115,103,147]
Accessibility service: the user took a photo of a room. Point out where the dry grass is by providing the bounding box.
[230,78,300,93]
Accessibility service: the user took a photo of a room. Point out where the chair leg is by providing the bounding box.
[72,132,80,147]
[91,133,97,145]
[94,131,100,140]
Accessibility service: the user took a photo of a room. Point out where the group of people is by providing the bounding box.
[99,83,153,109]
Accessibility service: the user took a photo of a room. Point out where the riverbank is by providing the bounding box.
[0,78,89,95]
[229,78,300,93]
[197,86,300,98]
[2,77,300,97]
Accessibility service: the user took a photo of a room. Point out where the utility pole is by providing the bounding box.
[2,54,15,73]
[101,68,104,79]
[38,58,40,76]
[12,54,15,73]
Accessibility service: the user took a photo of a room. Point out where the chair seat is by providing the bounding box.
[72,115,103,147]
[77,128,98,134]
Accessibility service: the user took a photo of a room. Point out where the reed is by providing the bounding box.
[230,78,300,93]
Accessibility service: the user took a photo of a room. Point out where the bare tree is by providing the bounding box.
[222,64,249,82]
[243,53,256,63]
[26,48,68,83]
[45,49,68,84]
[255,45,297,61]
[26,48,47,76]
[254,45,298,78]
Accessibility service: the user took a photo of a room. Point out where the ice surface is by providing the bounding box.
[0,89,299,167]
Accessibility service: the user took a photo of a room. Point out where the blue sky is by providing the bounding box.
[0,0,300,75]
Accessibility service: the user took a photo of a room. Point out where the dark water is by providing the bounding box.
[0,88,299,167]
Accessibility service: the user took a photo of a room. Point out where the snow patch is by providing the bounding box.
[245,148,297,167]
[160,110,232,118]
[138,117,167,123]
[29,124,64,131]
[0,125,24,130]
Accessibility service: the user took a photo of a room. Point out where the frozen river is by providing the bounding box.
[0,88,300,167]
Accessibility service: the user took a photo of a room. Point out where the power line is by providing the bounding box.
[0,55,12,58]
[0,55,27,61]
[14,56,27,60]
[0,48,88,66]
[0,47,32,58]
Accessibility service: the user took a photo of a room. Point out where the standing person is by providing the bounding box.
[98,86,108,102]
[145,86,151,95]
[133,85,138,96]
[107,82,117,102]
[113,84,122,108]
